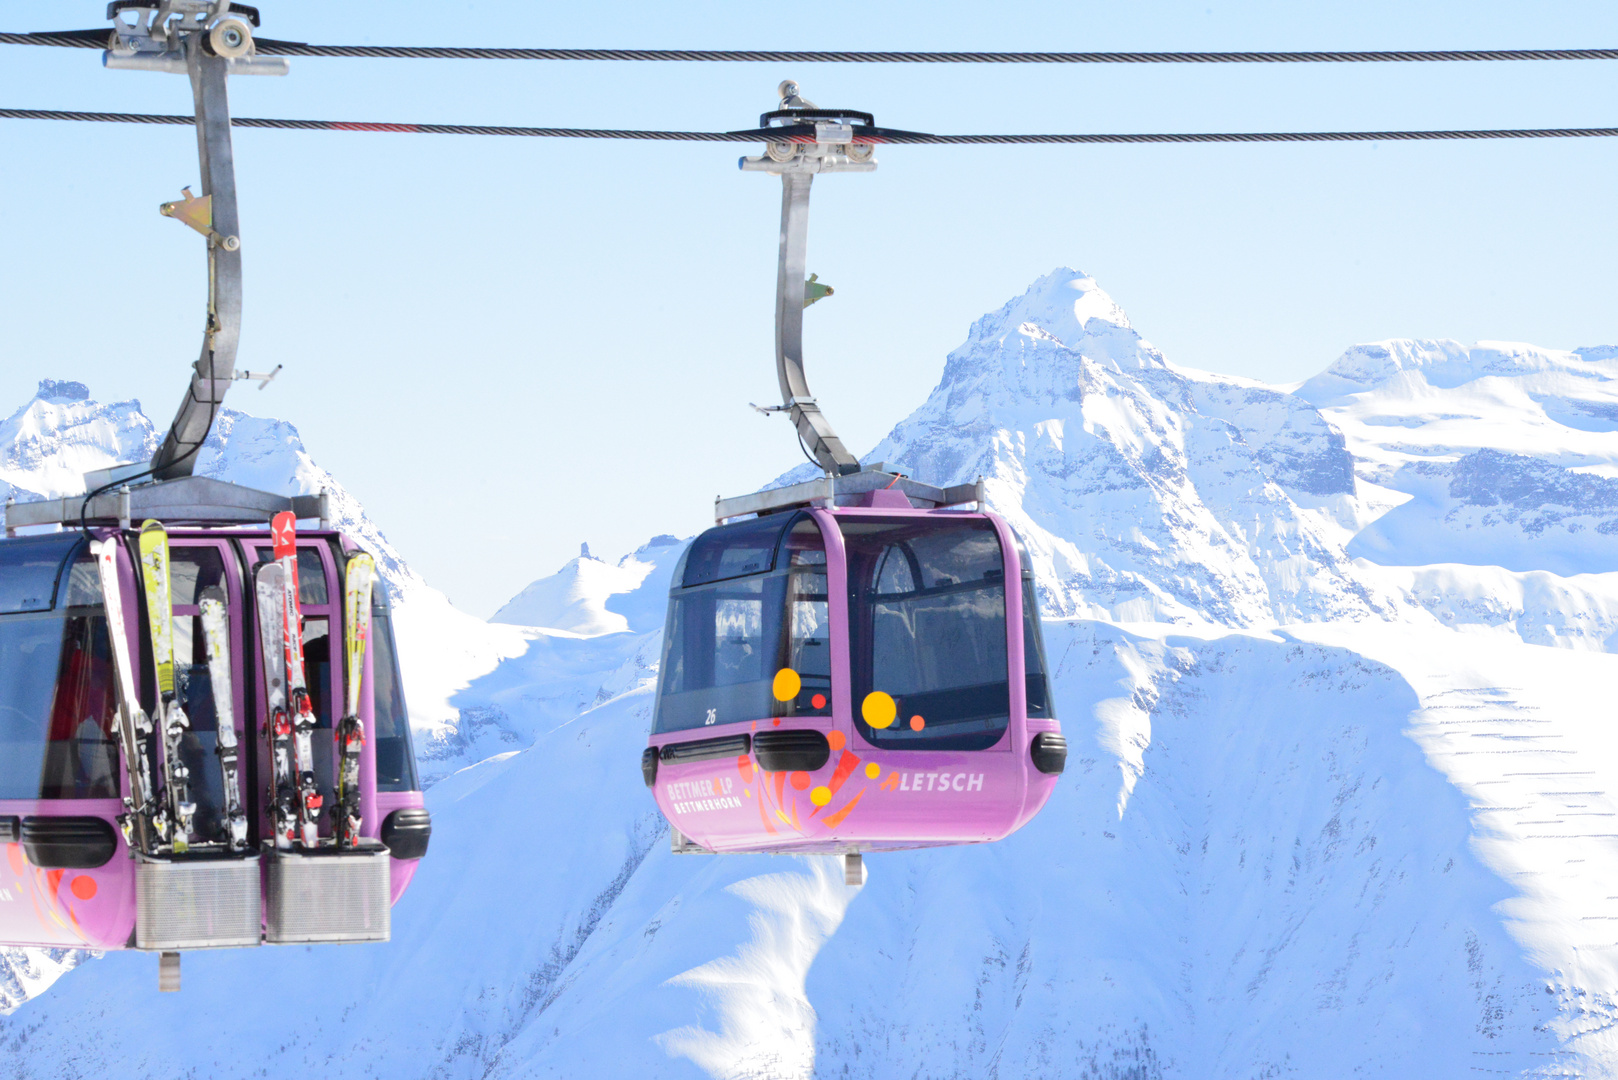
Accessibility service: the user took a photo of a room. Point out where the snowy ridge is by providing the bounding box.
[8,274,1618,1076]
[492,537,682,636]
[1,380,420,599]
[860,270,1390,627]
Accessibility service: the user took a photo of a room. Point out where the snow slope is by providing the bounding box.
[8,272,1618,1077]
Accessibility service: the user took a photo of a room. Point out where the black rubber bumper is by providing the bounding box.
[1030,732,1068,775]
[21,816,117,869]
[659,733,751,765]
[380,807,432,860]
[753,729,831,772]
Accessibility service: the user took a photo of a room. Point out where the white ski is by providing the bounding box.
[90,538,164,853]
[254,561,298,850]
[198,586,249,850]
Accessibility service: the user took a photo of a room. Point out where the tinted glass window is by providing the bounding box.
[0,534,80,614]
[680,515,794,587]
[1008,529,1055,720]
[1023,578,1054,719]
[301,617,336,832]
[0,614,65,796]
[844,519,1010,751]
[371,581,419,792]
[654,516,831,733]
[40,618,119,798]
[252,546,329,606]
[0,548,118,799]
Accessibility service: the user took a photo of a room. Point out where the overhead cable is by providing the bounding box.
[3,107,1618,144]
[4,31,1618,64]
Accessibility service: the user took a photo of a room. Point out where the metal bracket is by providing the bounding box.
[159,186,238,250]
[804,272,833,307]
[233,364,281,389]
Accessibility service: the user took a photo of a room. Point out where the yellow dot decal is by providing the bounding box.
[864,762,881,779]
[862,691,897,729]
[810,786,832,807]
[772,668,802,702]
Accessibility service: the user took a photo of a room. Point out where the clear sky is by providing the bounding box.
[3,1,1618,615]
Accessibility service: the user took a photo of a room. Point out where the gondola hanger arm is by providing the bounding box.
[741,82,870,477]
[106,2,288,480]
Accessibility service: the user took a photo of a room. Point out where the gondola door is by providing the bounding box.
[243,538,343,845]
[161,538,252,849]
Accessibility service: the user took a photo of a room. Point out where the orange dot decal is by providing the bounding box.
[810,786,832,807]
[772,718,781,726]
[862,691,897,729]
[790,771,811,791]
[864,761,881,779]
[772,668,802,702]
[910,715,926,731]
[69,875,96,900]
[811,694,827,710]
[827,730,846,752]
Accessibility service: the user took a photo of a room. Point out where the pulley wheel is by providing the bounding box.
[209,18,254,59]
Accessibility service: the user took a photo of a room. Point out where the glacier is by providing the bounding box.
[5,269,1618,1076]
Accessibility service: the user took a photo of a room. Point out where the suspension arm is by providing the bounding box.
[742,83,876,476]
[150,39,241,478]
[773,171,859,474]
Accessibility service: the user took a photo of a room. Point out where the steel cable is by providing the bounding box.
[5,31,1618,63]
[4,108,1618,144]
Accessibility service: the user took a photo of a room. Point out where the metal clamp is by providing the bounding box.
[105,2,288,75]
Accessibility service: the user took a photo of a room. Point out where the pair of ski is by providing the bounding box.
[90,512,375,855]
[93,521,249,854]
[256,511,376,851]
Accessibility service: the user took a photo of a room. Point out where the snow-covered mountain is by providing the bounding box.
[9,271,1618,1077]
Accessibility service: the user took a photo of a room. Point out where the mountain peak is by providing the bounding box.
[970,268,1133,350]
[33,379,89,404]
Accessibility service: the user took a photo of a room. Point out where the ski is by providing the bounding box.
[254,561,298,850]
[273,511,323,848]
[336,552,375,848]
[90,538,164,854]
[199,586,249,851]
[138,519,196,853]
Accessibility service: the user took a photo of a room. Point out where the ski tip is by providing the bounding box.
[271,510,297,556]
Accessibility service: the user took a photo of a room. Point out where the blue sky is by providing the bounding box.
[3,1,1618,614]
